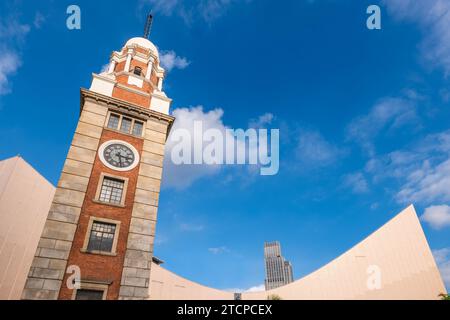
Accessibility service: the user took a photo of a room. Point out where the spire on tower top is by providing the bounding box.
[143,12,153,39]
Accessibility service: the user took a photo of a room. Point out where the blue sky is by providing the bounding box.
[0,0,449,292]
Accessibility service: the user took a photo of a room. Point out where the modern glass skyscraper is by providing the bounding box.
[264,242,294,290]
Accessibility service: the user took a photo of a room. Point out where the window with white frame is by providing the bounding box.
[106,112,145,137]
[87,221,116,253]
[132,120,144,136]
[107,113,120,130]
[72,282,109,300]
[95,173,129,207]
[81,217,121,256]
[120,117,132,133]
[99,177,124,205]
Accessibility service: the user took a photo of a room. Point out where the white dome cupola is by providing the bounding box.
[125,37,159,59]
[89,16,171,115]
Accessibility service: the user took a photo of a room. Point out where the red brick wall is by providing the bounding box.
[129,60,147,74]
[115,61,126,73]
[135,47,149,55]
[110,47,161,108]
[58,129,144,300]
[115,73,153,94]
[112,86,151,109]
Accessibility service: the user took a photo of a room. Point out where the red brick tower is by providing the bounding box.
[22,36,174,300]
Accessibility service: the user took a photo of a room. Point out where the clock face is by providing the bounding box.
[103,144,135,169]
[99,140,139,171]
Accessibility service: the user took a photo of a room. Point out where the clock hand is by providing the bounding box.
[118,152,133,160]
[114,152,124,166]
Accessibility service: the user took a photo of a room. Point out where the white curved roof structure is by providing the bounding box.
[149,205,447,300]
[125,37,159,58]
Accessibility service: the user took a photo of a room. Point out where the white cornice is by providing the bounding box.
[92,73,116,84]
[152,92,172,103]
[93,72,153,98]
[133,55,148,64]
[112,52,159,69]
[80,88,175,130]
[124,44,159,61]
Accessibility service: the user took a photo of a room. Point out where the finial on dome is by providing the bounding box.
[143,12,153,39]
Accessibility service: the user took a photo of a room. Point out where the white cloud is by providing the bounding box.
[159,50,190,72]
[0,16,30,95]
[179,222,205,232]
[343,172,369,194]
[397,160,450,204]
[245,284,265,293]
[163,106,270,189]
[0,51,21,95]
[199,0,234,23]
[249,113,274,128]
[100,63,110,74]
[208,246,230,254]
[421,205,450,230]
[365,130,450,183]
[33,12,46,29]
[296,130,345,168]
[356,123,450,208]
[142,0,179,16]
[434,248,450,265]
[441,263,450,290]
[384,0,450,75]
[417,129,450,154]
[0,18,30,42]
[163,106,225,189]
[224,284,265,293]
[154,234,168,246]
[140,0,250,24]
[365,150,423,184]
[432,248,450,288]
[346,96,418,155]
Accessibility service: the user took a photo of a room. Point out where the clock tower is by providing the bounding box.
[22,34,175,300]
